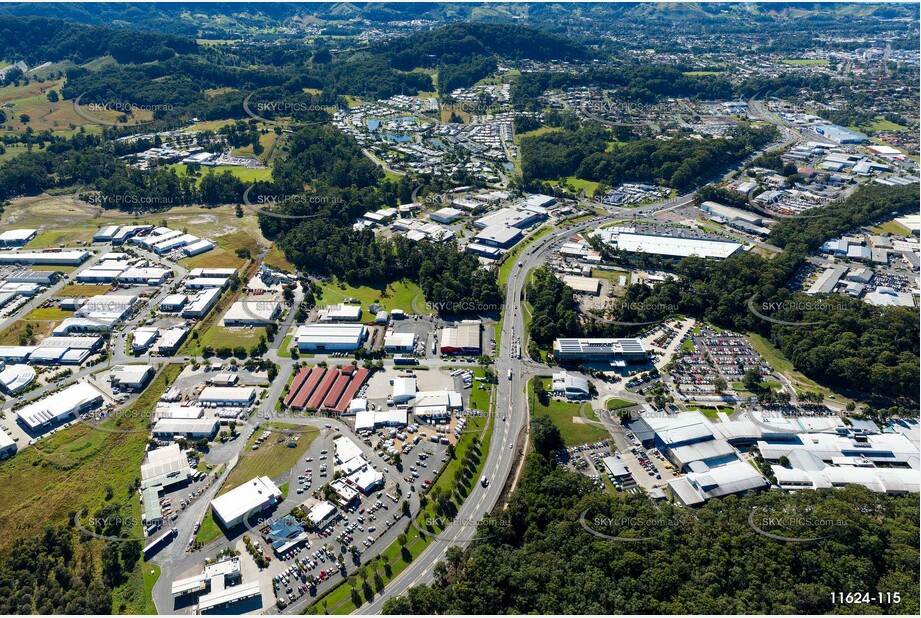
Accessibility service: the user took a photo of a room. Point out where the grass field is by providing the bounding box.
[56,284,114,297]
[218,423,319,497]
[0,318,56,345]
[168,163,274,185]
[847,117,908,133]
[0,364,180,557]
[0,78,117,136]
[529,378,608,446]
[605,398,635,411]
[192,324,268,353]
[264,244,296,272]
[871,220,912,236]
[24,307,72,321]
[180,229,262,270]
[514,125,562,144]
[683,70,722,76]
[318,278,427,315]
[562,176,602,196]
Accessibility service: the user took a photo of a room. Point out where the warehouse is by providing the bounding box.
[411,390,463,419]
[151,418,218,440]
[392,377,417,404]
[182,239,215,257]
[384,331,416,353]
[117,267,170,285]
[813,124,869,144]
[700,201,770,226]
[199,386,256,406]
[472,225,523,249]
[807,265,847,295]
[0,250,90,266]
[140,443,192,494]
[295,324,367,352]
[5,269,56,286]
[562,275,601,295]
[184,276,229,290]
[159,294,188,312]
[439,321,481,355]
[29,336,103,364]
[154,327,188,356]
[667,460,769,506]
[210,476,283,528]
[553,338,647,366]
[612,232,743,260]
[109,364,155,391]
[182,288,222,319]
[0,430,16,459]
[317,303,362,322]
[0,229,37,247]
[17,382,104,431]
[222,300,280,326]
[354,408,408,432]
[429,207,464,224]
[551,372,590,400]
[0,363,36,394]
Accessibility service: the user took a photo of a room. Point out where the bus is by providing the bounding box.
[393,356,418,366]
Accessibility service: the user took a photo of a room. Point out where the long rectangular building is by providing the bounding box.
[553,338,648,366]
[17,382,104,431]
[295,324,366,352]
[210,476,282,528]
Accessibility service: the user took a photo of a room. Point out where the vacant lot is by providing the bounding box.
[218,424,319,497]
[318,278,427,315]
[529,378,608,447]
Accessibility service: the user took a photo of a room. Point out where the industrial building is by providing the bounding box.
[182,288,222,319]
[384,331,416,353]
[439,321,481,355]
[0,229,37,247]
[295,324,366,352]
[807,265,848,295]
[553,338,647,366]
[29,336,103,364]
[562,275,601,295]
[0,250,90,266]
[606,231,743,260]
[472,225,523,249]
[140,443,193,525]
[151,418,218,440]
[284,365,370,413]
[667,460,770,506]
[210,476,283,528]
[645,412,740,472]
[16,382,104,431]
[317,304,362,322]
[154,327,188,356]
[171,556,261,613]
[222,300,280,326]
[199,386,256,407]
[0,430,16,459]
[411,390,463,419]
[109,364,155,391]
[813,124,869,144]
[551,372,590,400]
[429,207,464,224]
[0,363,36,394]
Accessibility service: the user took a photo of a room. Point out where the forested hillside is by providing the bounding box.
[383,439,920,614]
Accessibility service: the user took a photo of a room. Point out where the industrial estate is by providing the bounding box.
[0,2,918,616]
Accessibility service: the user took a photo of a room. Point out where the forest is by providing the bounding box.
[382,438,919,614]
[521,124,778,191]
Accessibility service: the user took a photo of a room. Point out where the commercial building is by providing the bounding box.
[109,364,155,391]
[562,275,601,295]
[551,372,590,400]
[0,250,90,266]
[222,300,280,326]
[354,408,408,432]
[307,501,338,528]
[182,288,222,319]
[553,338,647,366]
[813,124,869,144]
[646,412,739,472]
[667,460,770,506]
[295,324,366,352]
[171,556,261,613]
[16,382,104,431]
[411,390,463,419]
[0,229,37,247]
[159,294,188,312]
[317,304,362,322]
[609,231,743,260]
[199,386,256,407]
[392,377,417,404]
[210,476,283,529]
[0,430,16,459]
[151,418,218,440]
[472,225,523,249]
[29,336,103,364]
[439,321,481,355]
[807,265,847,295]
[429,207,464,224]
[140,443,193,524]
[0,363,36,394]
[384,331,416,353]
[154,327,188,356]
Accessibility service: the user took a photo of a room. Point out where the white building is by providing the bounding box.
[222,300,281,326]
[317,304,362,322]
[295,324,366,352]
[109,364,155,391]
[199,386,256,406]
[384,331,416,353]
[551,372,590,400]
[16,382,104,431]
[210,477,282,528]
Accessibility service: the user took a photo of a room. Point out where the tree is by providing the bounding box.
[530,416,563,456]
[713,375,728,394]
[742,368,763,391]
[46,89,59,102]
